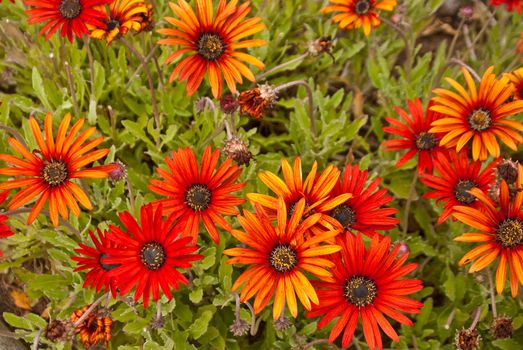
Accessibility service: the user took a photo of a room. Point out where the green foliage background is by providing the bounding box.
[1,0,523,349]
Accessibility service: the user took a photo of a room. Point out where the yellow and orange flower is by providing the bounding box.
[0,113,116,227]
[224,197,341,320]
[430,66,523,161]
[322,0,397,36]
[505,67,523,101]
[71,305,112,349]
[158,0,267,98]
[89,0,151,44]
[247,157,351,235]
[453,164,523,297]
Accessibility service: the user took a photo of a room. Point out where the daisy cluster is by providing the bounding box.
[0,0,522,350]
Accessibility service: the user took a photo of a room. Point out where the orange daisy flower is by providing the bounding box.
[505,67,523,101]
[148,146,245,244]
[453,165,523,297]
[307,233,423,350]
[430,66,523,161]
[224,197,341,320]
[321,0,397,36]
[247,157,351,234]
[89,0,151,44]
[0,113,116,227]
[157,0,267,98]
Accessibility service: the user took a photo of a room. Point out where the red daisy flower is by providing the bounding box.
[383,98,445,175]
[420,150,497,224]
[148,146,245,244]
[71,228,120,297]
[307,233,423,350]
[490,0,523,13]
[103,203,203,308]
[0,191,15,258]
[327,164,399,237]
[25,0,108,43]
[453,165,523,296]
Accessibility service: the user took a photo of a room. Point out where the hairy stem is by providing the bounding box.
[0,124,27,148]
[256,53,308,81]
[402,171,419,235]
[469,306,482,331]
[275,80,316,138]
[73,293,110,328]
[487,268,498,318]
[64,62,79,117]
[32,329,43,350]
[125,44,160,89]
[121,38,161,148]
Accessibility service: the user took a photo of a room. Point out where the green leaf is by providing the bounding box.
[32,67,51,110]
[189,310,213,339]
[189,288,203,304]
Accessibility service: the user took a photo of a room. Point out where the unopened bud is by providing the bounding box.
[108,160,127,184]
[220,94,238,114]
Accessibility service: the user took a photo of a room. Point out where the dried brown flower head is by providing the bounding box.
[497,159,519,184]
[455,328,481,350]
[229,318,250,336]
[238,84,277,120]
[308,36,333,57]
[220,94,239,114]
[223,137,253,166]
[490,315,514,339]
[45,319,74,342]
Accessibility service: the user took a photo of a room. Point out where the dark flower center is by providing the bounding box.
[344,276,377,307]
[185,184,212,211]
[99,253,120,271]
[105,19,121,31]
[58,0,82,19]
[197,33,225,61]
[139,242,166,270]
[454,179,477,204]
[331,204,356,229]
[42,161,68,186]
[468,108,492,131]
[269,244,298,273]
[415,132,437,150]
[355,0,371,15]
[496,219,523,248]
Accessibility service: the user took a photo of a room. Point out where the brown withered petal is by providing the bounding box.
[490,315,514,339]
[238,84,277,120]
[454,328,481,350]
[223,137,253,166]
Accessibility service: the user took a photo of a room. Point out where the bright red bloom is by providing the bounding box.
[490,0,523,13]
[453,165,523,297]
[25,0,108,43]
[383,98,445,175]
[307,233,423,350]
[327,164,399,237]
[72,228,120,297]
[103,204,203,308]
[148,146,245,244]
[420,151,497,224]
[0,191,14,257]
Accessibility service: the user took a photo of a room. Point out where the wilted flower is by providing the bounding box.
[490,315,514,339]
[454,328,481,350]
[238,84,277,120]
[229,318,250,336]
[223,137,253,166]
[45,319,74,343]
[108,160,127,183]
[220,94,239,114]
